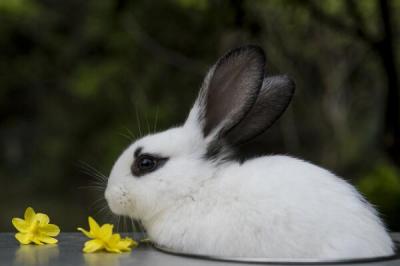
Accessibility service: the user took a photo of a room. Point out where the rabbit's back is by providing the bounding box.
[211,155,394,258]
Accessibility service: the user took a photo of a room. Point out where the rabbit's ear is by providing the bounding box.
[186,45,266,140]
[225,75,295,145]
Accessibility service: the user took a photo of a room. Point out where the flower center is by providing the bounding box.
[29,220,40,234]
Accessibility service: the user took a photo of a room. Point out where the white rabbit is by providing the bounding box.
[105,45,394,259]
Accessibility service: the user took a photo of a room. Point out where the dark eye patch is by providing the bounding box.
[131,148,168,177]
[134,147,143,158]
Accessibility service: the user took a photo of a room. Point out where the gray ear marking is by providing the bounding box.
[225,75,295,145]
[201,45,266,137]
[189,45,295,160]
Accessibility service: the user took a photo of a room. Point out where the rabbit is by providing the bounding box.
[105,45,394,259]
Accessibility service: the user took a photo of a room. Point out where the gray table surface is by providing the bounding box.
[1,233,399,266]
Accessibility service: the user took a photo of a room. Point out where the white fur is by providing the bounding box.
[105,117,394,258]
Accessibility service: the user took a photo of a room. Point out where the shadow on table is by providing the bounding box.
[14,244,59,265]
[14,244,129,266]
[83,253,129,266]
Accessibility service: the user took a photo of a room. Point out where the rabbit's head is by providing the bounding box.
[105,45,295,222]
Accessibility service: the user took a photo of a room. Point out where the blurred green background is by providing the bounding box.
[0,0,399,232]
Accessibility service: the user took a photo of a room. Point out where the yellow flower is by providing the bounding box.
[77,217,137,253]
[12,207,60,245]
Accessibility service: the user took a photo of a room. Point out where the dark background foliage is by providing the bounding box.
[0,0,399,231]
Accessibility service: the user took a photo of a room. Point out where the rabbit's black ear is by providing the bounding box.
[225,75,295,145]
[195,45,266,139]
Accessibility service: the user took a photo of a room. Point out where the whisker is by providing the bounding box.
[79,170,107,183]
[78,167,98,178]
[94,205,110,217]
[78,186,105,192]
[123,216,127,233]
[88,195,108,219]
[129,218,135,239]
[103,212,115,224]
[90,197,107,209]
[111,214,117,223]
[139,220,147,235]
[79,177,106,186]
[130,219,136,240]
[111,214,119,229]
[78,161,108,180]
[90,180,106,187]
[118,132,134,141]
[153,107,159,133]
[79,171,107,183]
[138,220,150,245]
[135,107,142,137]
[77,162,109,198]
[92,203,107,213]
[146,115,151,135]
[132,219,138,235]
[117,216,121,233]
[124,127,136,140]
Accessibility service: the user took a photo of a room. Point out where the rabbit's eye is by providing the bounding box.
[139,157,156,170]
[131,153,168,177]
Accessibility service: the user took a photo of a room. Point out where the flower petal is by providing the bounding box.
[118,237,137,251]
[24,207,36,223]
[37,235,58,244]
[35,213,50,225]
[77,227,93,239]
[104,235,136,253]
[125,238,137,248]
[116,243,131,251]
[108,233,120,245]
[99,224,113,240]
[12,218,29,233]
[15,233,32,244]
[83,239,104,253]
[104,243,122,253]
[31,236,44,245]
[40,224,60,237]
[88,217,101,236]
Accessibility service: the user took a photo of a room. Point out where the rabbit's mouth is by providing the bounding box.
[105,184,134,216]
